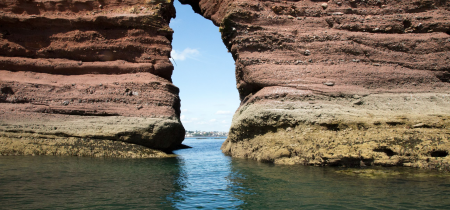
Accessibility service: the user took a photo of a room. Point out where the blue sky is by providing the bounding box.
[170,1,240,132]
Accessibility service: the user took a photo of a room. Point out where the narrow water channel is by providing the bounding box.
[1,138,450,209]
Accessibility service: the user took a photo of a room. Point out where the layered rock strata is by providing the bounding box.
[181,0,450,170]
[0,0,185,157]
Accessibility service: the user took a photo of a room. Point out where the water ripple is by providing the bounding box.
[1,138,450,209]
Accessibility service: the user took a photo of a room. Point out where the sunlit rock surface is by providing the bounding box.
[0,0,185,156]
[180,0,450,170]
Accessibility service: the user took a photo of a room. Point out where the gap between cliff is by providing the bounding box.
[169,1,239,132]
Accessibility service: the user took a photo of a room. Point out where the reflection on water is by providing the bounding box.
[229,159,450,209]
[1,138,450,209]
[168,138,243,209]
[173,138,450,209]
[0,156,183,209]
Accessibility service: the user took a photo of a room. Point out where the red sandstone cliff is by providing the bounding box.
[2,0,450,169]
[181,0,450,170]
[0,0,185,157]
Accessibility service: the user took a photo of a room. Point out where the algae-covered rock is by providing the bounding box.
[222,93,450,171]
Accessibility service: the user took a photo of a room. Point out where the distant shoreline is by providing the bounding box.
[185,137,227,139]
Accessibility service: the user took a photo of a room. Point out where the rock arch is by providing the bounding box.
[1,0,450,170]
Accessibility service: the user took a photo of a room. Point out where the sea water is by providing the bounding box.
[1,138,450,209]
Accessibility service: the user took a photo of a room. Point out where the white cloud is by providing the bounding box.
[170,18,182,26]
[171,48,200,61]
[210,119,217,122]
[216,110,232,115]
[181,116,199,124]
[221,120,228,124]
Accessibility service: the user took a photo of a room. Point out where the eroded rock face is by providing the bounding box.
[0,0,185,155]
[181,0,450,170]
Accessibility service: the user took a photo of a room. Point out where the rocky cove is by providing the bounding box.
[1,0,450,171]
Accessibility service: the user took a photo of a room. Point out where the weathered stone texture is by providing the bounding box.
[0,0,185,155]
[181,0,450,170]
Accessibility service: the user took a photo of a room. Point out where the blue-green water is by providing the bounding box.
[1,138,450,209]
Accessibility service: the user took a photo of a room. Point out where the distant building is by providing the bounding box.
[185,130,228,137]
